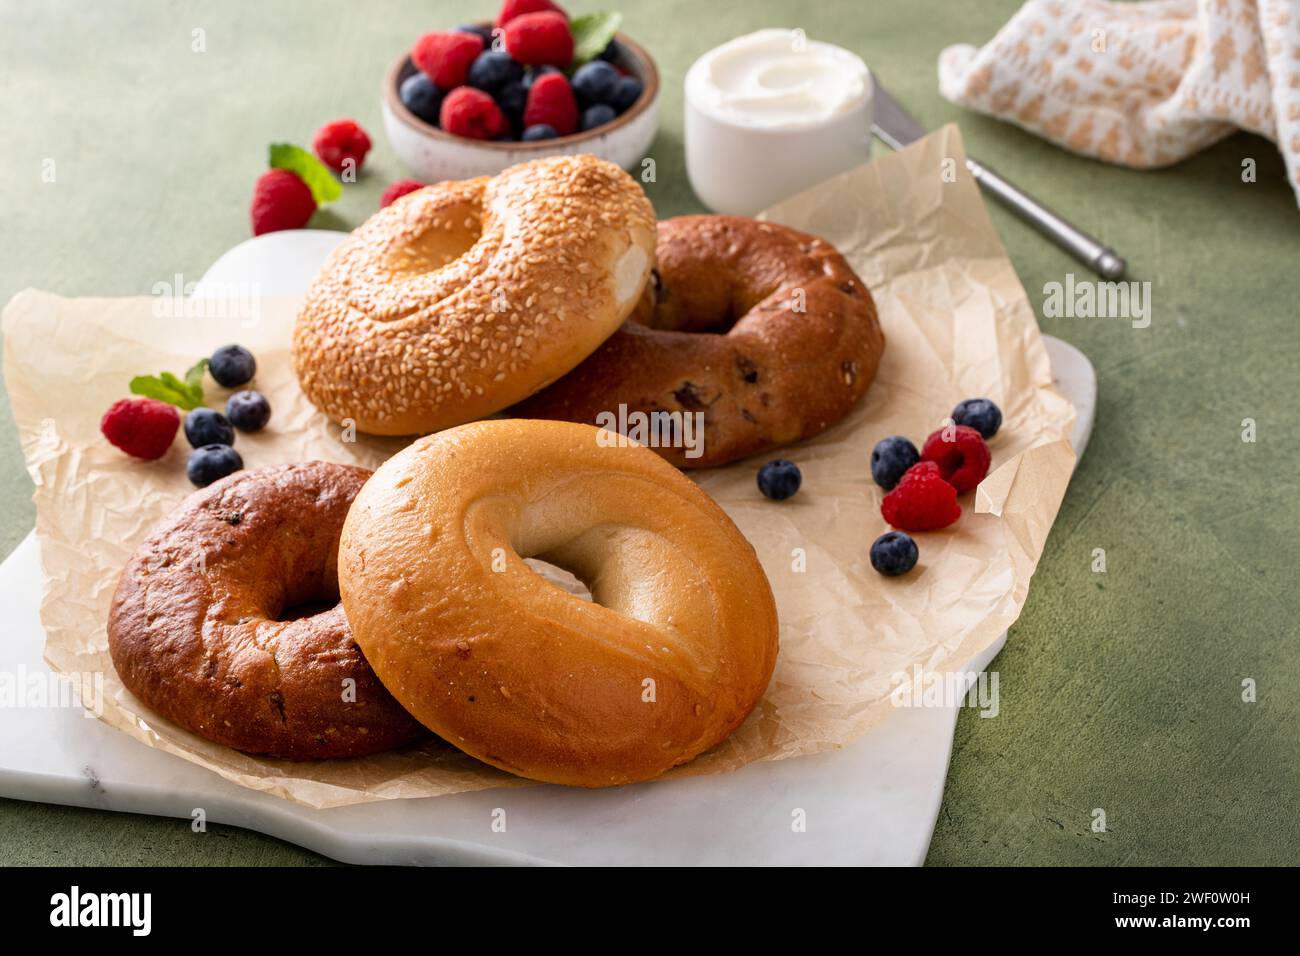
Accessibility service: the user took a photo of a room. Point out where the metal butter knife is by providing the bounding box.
[871,82,1126,280]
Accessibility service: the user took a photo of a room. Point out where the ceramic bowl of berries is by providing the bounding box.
[382,3,660,181]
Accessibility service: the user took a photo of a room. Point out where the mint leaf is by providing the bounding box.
[570,12,622,66]
[184,358,209,400]
[268,143,341,205]
[130,374,201,410]
[159,370,187,391]
[129,358,208,409]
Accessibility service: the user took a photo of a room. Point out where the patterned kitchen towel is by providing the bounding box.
[938,0,1300,207]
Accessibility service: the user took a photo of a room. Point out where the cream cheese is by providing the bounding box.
[685,29,870,130]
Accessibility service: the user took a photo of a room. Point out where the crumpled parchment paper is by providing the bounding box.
[2,124,1076,808]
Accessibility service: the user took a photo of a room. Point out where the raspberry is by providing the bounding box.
[380,179,426,208]
[439,87,508,140]
[412,31,484,89]
[312,118,372,173]
[522,71,578,135]
[881,462,962,532]
[249,169,315,236]
[504,11,574,67]
[100,397,180,460]
[496,0,567,28]
[921,424,991,492]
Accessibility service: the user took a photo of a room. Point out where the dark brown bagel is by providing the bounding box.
[513,215,884,468]
[107,462,426,760]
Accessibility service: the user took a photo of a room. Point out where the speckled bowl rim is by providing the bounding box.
[384,30,660,151]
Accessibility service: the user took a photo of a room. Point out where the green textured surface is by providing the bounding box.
[2,0,1297,866]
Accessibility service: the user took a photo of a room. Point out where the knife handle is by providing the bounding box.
[965,157,1126,280]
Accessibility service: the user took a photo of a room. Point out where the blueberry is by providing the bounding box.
[870,531,919,577]
[871,435,920,490]
[951,398,1002,439]
[468,51,523,94]
[597,38,623,64]
[582,104,617,131]
[522,65,560,90]
[572,61,620,105]
[399,72,445,125]
[208,344,256,387]
[495,80,528,124]
[522,123,558,141]
[757,459,802,501]
[453,24,494,49]
[183,407,235,448]
[609,75,643,113]
[186,444,243,488]
[226,390,271,432]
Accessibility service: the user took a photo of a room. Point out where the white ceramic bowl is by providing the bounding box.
[382,33,661,182]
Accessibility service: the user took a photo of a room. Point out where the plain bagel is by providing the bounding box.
[293,155,657,436]
[338,419,780,788]
[515,215,885,468]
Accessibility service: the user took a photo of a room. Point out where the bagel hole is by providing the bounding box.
[272,570,341,622]
[276,599,339,622]
[385,209,482,278]
[684,304,742,335]
[641,291,745,335]
[524,558,594,603]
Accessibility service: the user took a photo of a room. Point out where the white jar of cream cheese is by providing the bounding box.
[684,29,874,215]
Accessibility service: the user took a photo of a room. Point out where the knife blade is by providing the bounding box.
[871,82,1126,280]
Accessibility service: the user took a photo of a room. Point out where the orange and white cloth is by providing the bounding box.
[939,0,1300,207]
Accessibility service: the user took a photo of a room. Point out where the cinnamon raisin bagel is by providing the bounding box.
[293,154,657,436]
[107,462,426,760]
[337,419,779,788]
[514,215,885,468]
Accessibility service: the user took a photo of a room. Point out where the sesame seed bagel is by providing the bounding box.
[293,155,657,436]
[107,462,427,760]
[514,215,885,468]
[337,419,780,788]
